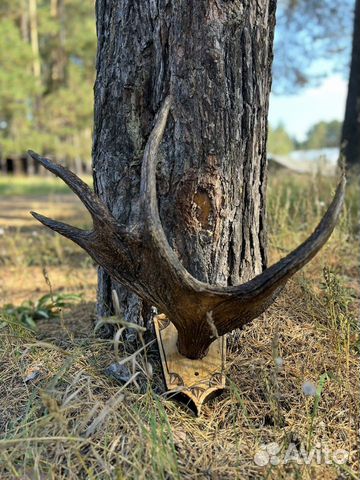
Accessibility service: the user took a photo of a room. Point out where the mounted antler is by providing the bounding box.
[29,96,346,359]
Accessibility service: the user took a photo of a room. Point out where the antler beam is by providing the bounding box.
[29,96,346,359]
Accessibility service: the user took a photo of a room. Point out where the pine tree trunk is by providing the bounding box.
[341,0,360,169]
[93,1,276,331]
[29,0,41,80]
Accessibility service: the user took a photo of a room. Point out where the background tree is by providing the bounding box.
[1,1,357,169]
[302,120,342,150]
[341,0,360,169]
[273,0,354,93]
[0,0,96,166]
[268,124,294,154]
[274,0,359,169]
[0,18,40,155]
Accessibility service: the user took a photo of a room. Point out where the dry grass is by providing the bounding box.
[0,172,359,479]
[0,195,93,305]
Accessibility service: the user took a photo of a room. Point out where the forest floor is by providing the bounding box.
[0,171,359,480]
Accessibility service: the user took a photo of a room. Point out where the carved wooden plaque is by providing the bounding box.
[154,314,226,415]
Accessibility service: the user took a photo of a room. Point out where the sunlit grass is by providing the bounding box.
[0,175,93,196]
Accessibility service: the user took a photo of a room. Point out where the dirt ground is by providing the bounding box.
[0,195,96,306]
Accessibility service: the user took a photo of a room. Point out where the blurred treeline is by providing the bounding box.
[0,0,96,168]
[268,120,343,155]
[0,0,352,165]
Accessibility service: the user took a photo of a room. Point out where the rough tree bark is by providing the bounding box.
[341,0,360,169]
[93,0,276,330]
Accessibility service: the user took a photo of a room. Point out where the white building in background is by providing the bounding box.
[268,148,339,175]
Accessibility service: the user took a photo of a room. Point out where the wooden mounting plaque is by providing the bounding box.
[154,314,226,415]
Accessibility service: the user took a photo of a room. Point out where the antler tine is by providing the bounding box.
[140,95,172,221]
[139,96,208,290]
[139,96,347,304]
[30,211,93,249]
[210,174,346,336]
[27,150,112,223]
[229,173,346,298]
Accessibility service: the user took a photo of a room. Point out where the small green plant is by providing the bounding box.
[306,373,330,450]
[1,292,82,329]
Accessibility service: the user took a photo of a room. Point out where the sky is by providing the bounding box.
[268,75,348,141]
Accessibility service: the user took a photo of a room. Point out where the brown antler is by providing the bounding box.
[29,96,346,359]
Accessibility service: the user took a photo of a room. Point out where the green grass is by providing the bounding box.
[0,175,93,196]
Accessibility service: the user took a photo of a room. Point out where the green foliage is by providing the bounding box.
[1,292,81,329]
[268,120,344,154]
[0,20,38,112]
[268,124,295,154]
[0,19,40,156]
[0,0,351,164]
[302,120,342,150]
[0,0,96,163]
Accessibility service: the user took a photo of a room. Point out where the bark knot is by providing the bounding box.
[175,165,223,234]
